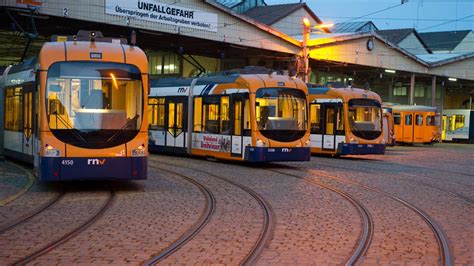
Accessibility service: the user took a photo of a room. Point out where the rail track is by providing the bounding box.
[276,167,452,266]
[267,168,374,265]
[311,161,474,205]
[148,159,275,265]
[144,165,216,265]
[12,189,115,265]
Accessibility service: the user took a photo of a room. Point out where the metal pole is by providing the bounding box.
[302,18,310,82]
[469,95,472,110]
[409,73,415,105]
[431,76,436,107]
[187,78,199,155]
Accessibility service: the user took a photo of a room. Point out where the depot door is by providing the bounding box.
[166,97,187,148]
[322,104,337,150]
[403,113,414,143]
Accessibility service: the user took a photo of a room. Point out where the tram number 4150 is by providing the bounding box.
[61,160,74,166]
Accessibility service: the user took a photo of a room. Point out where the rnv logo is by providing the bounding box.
[282,148,291,152]
[87,159,106,165]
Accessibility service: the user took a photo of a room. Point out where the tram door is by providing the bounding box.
[166,97,187,149]
[403,113,414,142]
[22,85,34,158]
[322,103,337,150]
[230,94,245,157]
[414,113,424,142]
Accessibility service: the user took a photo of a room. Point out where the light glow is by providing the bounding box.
[303,18,311,27]
[448,78,457,82]
[315,23,334,29]
[385,69,396,74]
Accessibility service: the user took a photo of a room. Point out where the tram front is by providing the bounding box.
[249,82,311,162]
[38,41,148,180]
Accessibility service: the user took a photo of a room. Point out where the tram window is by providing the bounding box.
[203,103,219,133]
[233,100,242,135]
[454,115,465,130]
[426,115,434,126]
[326,108,335,134]
[243,99,251,135]
[176,103,184,131]
[405,114,412,125]
[310,104,321,134]
[148,97,165,130]
[415,114,423,126]
[194,97,203,132]
[337,107,344,132]
[394,113,401,125]
[220,96,230,134]
[5,87,23,132]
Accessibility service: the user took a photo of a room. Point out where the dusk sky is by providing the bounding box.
[265,0,474,32]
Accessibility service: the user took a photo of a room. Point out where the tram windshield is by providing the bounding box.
[348,99,382,140]
[46,61,143,148]
[255,88,307,142]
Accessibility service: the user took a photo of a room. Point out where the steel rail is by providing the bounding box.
[268,169,374,265]
[149,159,275,265]
[13,189,116,265]
[144,165,216,265]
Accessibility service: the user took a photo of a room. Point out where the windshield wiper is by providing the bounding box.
[52,112,86,143]
[105,115,139,144]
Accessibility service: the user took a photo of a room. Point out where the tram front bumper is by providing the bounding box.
[39,157,147,181]
[337,143,385,155]
[244,147,311,162]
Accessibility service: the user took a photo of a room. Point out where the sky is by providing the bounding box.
[265,0,474,32]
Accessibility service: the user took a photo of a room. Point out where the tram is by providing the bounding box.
[307,84,385,156]
[148,73,311,162]
[442,109,474,142]
[390,105,440,144]
[0,31,148,181]
[382,107,395,146]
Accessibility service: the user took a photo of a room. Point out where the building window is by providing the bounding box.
[148,52,180,76]
[414,86,425,98]
[393,86,407,96]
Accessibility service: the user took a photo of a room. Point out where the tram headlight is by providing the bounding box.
[132,144,146,157]
[304,140,311,147]
[256,139,267,147]
[44,144,60,157]
[349,137,358,144]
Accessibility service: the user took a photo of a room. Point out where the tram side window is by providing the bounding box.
[426,115,434,126]
[5,87,23,132]
[394,113,401,125]
[220,96,230,134]
[310,104,321,134]
[233,100,242,135]
[148,98,165,130]
[415,114,423,126]
[405,114,412,125]
[203,100,220,134]
[337,106,344,132]
[194,97,203,132]
[244,99,251,132]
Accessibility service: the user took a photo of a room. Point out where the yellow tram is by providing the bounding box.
[307,84,385,156]
[1,31,148,181]
[148,73,311,162]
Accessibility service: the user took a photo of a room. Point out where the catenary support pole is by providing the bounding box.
[410,73,415,105]
[431,76,436,107]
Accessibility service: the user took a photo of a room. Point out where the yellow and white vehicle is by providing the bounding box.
[148,73,311,162]
[307,84,385,156]
[1,31,148,181]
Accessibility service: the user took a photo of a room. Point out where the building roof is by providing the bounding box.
[215,0,243,8]
[244,3,322,26]
[418,30,471,51]
[331,21,378,33]
[376,28,415,44]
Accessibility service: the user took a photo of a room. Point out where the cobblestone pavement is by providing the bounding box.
[0,143,472,265]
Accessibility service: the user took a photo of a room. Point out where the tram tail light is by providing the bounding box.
[44,144,60,157]
[132,144,146,157]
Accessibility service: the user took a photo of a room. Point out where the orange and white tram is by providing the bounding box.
[307,84,385,156]
[0,31,148,181]
[148,73,311,162]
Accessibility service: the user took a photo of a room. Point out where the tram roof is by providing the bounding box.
[389,105,438,112]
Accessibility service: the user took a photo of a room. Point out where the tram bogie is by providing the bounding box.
[307,85,385,156]
[1,31,148,181]
[148,73,311,162]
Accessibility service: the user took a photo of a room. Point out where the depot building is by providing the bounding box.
[1,0,473,113]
